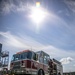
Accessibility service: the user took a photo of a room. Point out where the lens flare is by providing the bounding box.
[36,2,40,7]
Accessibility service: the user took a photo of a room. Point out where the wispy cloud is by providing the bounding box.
[0,31,75,58]
[60,57,74,64]
[0,0,32,14]
[64,0,75,13]
[0,0,15,14]
[0,31,44,50]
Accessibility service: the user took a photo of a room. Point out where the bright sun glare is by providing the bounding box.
[29,2,48,30]
[30,7,46,24]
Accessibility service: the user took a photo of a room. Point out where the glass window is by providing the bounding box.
[39,52,44,63]
[21,52,27,59]
[33,53,38,61]
[27,51,32,59]
[44,55,50,64]
[11,56,15,61]
[39,57,43,63]
[44,56,47,64]
[20,53,24,59]
[15,54,20,61]
[11,51,32,61]
[36,51,50,64]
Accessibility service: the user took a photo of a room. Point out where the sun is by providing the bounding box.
[30,7,46,24]
[29,2,48,30]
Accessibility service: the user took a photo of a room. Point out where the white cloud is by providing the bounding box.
[0,0,15,14]
[0,31,45,50]
[60,57,74,64]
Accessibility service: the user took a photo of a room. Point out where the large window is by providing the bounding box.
[12,54,20,61]
[21,52,28,59]
[37,51,50,64]
[11,51,32,61]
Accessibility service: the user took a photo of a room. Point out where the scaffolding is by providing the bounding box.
[0,44,9,71]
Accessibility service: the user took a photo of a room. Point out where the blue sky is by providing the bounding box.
[0,0,75,72]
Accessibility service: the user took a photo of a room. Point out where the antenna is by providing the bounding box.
[31,46,32,51]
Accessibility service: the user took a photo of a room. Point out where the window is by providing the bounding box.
[36,51,50,64]
[27,51,32,59]
[11,51,32,61]
[21,53,27,59]
[33,53,38,61]
[15,54,20,61]
[44,56,47,64]
[39,57,43,63]
[39,52,44,63]
[44,55,50,64]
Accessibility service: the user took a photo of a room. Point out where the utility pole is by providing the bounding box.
[0,43,2,67]
[0,43,2,52]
